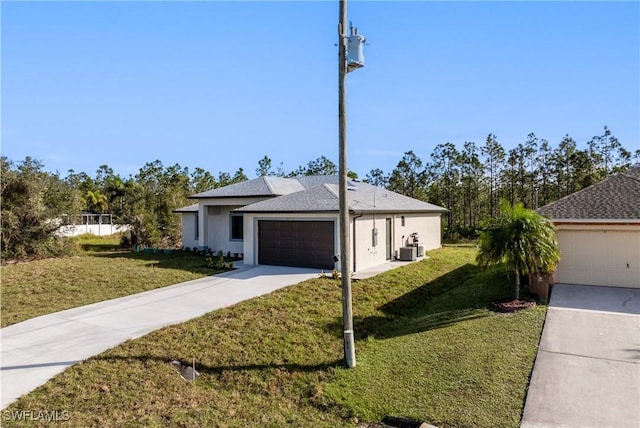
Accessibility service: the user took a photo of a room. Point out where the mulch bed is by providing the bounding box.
[490,298,536,313]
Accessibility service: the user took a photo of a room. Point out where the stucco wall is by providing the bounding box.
[353,213,442,271]
[180,213,198,249]
[204,206,244,255]
[353,214,390,271]
[393,213,442,253]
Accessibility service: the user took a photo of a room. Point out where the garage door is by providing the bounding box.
[556,230,640,288]
[258,220,335,269]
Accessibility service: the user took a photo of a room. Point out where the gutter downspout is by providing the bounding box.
[352,213,364,272]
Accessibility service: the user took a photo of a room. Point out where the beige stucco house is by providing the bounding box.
[537,165,640,288]
[176,175,446,272]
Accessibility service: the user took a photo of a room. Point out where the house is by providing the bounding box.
[175,175,447,272]
[537,165,640,288]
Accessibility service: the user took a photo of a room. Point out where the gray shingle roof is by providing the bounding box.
[190,176,300,198]
[536,165,640,220]
[173,203,199,213]
[236,181,447,214]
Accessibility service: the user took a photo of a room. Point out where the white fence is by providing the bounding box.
[55,213,130,237]
[57,223,130,237]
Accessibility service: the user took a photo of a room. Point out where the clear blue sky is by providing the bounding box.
[2,1,639,179]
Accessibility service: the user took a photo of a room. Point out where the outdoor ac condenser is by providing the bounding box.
[399,246,417,261]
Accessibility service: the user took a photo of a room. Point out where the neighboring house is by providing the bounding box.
[537,165,640,288]
[175,175,447,272]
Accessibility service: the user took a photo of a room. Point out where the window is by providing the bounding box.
[194,214,199,240]
[230,213,244,240]
[401,216,405,226]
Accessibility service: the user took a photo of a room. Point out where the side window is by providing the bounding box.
[195,213,199,240]
[401,215,405,227]
[230,213,243,240]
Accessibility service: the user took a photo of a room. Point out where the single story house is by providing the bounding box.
[537,165,640,288]
[175,175,447,272]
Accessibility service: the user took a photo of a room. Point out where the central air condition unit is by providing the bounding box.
[399,246,417,261]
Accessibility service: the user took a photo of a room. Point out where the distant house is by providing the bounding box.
[175,175,447,272]
[56,212,130,237]
[537,165,640,288]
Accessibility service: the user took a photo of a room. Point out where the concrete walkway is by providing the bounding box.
[521,284,640,428]
[0,259,414,409]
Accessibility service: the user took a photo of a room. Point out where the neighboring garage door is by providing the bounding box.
[556,229,640,288]
[258,220,335,270]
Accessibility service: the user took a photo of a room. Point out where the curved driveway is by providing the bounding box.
[1,259,413,410]
[521,284,640,428]
[0,264,321,409]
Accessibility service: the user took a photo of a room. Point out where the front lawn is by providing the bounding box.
[3,247,545,427]
[1,236,222,327]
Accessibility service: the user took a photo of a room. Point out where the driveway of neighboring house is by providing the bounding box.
[0,259,412,410]
[521,284,640,428]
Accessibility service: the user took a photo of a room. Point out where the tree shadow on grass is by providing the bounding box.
[328,264,512,341]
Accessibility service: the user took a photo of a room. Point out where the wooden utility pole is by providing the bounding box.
[338,0,355,368]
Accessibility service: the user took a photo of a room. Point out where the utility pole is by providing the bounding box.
[338,0,355,368]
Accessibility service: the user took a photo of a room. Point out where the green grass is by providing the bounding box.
[3,247,546,427]
[1,236,224,327]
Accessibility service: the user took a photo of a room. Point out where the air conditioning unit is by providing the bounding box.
[399,246,417,261]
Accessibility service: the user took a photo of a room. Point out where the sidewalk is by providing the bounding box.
[1,259,418,409]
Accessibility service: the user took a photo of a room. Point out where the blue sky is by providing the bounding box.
[2,1,639,179]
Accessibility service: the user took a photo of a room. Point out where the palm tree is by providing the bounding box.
[85,190,108,213]
[477,200,560,300]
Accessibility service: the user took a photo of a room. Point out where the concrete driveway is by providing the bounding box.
[521,284,640,428]
[1,259,412,410]
[0,263,322,410]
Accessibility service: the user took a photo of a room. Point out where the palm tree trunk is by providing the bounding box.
[514,273,520,300]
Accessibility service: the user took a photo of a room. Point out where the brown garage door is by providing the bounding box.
[258,220,335,269]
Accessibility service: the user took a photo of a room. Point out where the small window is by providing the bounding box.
[195,214,199,240]
[401,216,405,227]
[230,213,243,240]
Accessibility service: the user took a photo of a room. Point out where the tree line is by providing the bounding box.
[0,155,339,259]
[365,126,638,239]
[2,126,636,259]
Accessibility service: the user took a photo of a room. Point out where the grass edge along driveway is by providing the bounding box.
[3,247,545,427]
[1,248,221,327]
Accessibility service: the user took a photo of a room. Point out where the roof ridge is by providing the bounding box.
[262,176,276,195]
[323,183,340,198]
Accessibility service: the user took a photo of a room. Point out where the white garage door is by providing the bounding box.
[556,230,640,288]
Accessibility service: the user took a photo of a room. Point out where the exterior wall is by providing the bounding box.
[180,213,198,249]
[353,213,442,271]
[554,223,640,288]
[242,213,339,267]
[393,213,442,253]
[194,197,271,255]
[242,211,443,272]
[205,206,244,255]
[353,214,391,272]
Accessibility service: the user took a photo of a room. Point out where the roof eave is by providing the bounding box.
[551,218,640,224]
